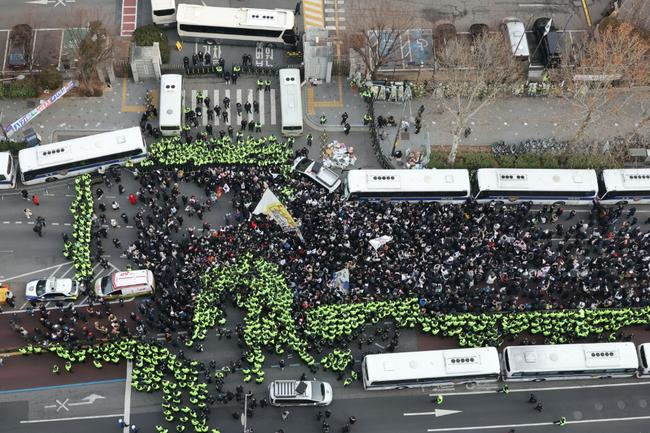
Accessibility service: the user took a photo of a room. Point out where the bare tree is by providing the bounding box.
[560,20,649,152]
[347,1,415,79]
[433,32,521,164]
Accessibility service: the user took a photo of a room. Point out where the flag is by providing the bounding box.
[253,189,299,233]
[543,18,553,36]
[369,235,393,250]
[330,268,350,295]
[223,183,230,193]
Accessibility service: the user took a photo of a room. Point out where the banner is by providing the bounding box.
[253,188,299,233]
[330,268,350,296]
[369,235,393,250]
[4,81,76,137]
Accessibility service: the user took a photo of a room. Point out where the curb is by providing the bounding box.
[303,115,367,133]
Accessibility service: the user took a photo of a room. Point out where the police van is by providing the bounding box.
[268,380,333,406]
[94,270,155,299]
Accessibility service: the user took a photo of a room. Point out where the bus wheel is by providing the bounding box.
[616,200,628,207]
[204,39,215,46]
[552,201,566,207]
[397,386,408,390]
[532,378,546,382]
[45,177,57,183]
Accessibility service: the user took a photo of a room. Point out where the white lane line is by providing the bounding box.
[213,89,219,126]
[258,89,265,125]
[123,360,133,433]
[236,88,242,120]
[30,29,38,70]
[57,29,64,69]
[3,261,74,281]
[191,89,197,127]
[47,264,63,279]
[58,264,75,279]
[2,32,9,74]
[270,88,276,125]
[247,89,253,123]
[63,223,71,226]
[429,380,650,397]
[426,415,650,432]
[51,222,59,226]
[20,413,123,424]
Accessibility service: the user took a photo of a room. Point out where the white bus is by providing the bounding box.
[18,127,147,185]
[638,343,650,376]
[151,0,176,26]
[176,4,297,46]
[475,168,598,205]
[279,68,303,136]
[0,152,17,189]
[599,168,650,204]
[503,342,639,381]
[159,74,183,137]
[362,347,500,390]
[343,169,471,202]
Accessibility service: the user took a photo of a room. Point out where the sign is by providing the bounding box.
[330,268,350,295]
[253,189,299,233]
[369,235,393,250]
[4,81,76,137]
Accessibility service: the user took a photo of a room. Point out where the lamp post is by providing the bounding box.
[0,74,25,83]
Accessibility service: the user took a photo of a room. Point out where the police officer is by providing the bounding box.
[340,112,348,125]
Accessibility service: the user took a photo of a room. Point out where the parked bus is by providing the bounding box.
[18,128,147,185]
[151,0,176,26]
[176,4,297,46]
[0,152,17,189]
[475,168,598,205]
[503,342,639,381]
[343,169,471,202]
[599,168,650,204]
[362,347,500,390]
[159,74,183,137]
[279,68,303,136]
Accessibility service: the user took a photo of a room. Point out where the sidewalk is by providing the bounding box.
[1,78,154,144]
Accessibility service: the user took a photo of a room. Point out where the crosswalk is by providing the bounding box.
[183,87,278,128]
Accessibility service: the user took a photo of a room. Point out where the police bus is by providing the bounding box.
[362,347,500,390]
[159,74,183,137]
[343,169,471,202]
[176,4,297,46]
[475,168,599,205]
[503,342,639,381]
[0,152,17,189]
[151,0,176,26]
[599,168,650,204]
[279,68,303,136]
[18,128,147,185]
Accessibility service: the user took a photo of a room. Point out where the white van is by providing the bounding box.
[151,0,176,26]
[269,380,333,406]
[0,152,17,189]
[501,17,529,59]
[94,270,155,299]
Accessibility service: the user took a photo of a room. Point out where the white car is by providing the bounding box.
[269,380,333,406]
[25,278,79,302]
[292,157,342,193]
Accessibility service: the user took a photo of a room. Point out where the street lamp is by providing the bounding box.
[0,74,25,83]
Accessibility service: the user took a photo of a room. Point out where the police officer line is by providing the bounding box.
[183,87,278,128]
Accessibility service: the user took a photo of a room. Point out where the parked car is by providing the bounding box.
[533,17,562,68]
[501,17,529,59]
[292,157,341,193]
[94,269,155,299]
[269,380,333,406]
[8,24,32,70]
[25,278,79,302]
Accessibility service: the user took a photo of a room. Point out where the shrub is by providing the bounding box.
[38,64,63,91]
[132,25,170,63]
[0,77,38,98]
[0,141,29,154]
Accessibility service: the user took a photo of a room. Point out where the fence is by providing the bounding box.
[367,99,394,169]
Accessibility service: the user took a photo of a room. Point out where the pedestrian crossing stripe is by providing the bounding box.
[188,87,278,128]
[303,0,325,29]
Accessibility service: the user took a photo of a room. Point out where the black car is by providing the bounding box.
[533,18,562,68]
[8,24,32,70]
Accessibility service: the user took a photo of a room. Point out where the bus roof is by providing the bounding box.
[279,69,303,128]
[346,169,470,193]
[159,74,183,127]
[112,270,153,288]
[476,168,598,192]
[0,152,11,176]
[602,168,650,192]
[17,127,144,172]
[176,4,294,30]
[505,342,638,373]
[364,347,500,383]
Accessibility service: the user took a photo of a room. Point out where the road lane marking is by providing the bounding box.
[427,414,650,432]
[270,88,276,126]
[123,360,133,433]
[404,409,462,417]
[428,380,650,397]
[47,264,63,279]
[3,261,73,281]
[1,378,126,395]
[21,413,123,424]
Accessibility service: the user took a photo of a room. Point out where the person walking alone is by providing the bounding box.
[24,208,32,219]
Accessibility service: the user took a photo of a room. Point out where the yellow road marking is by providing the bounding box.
[307,85,316,115]
[120,77,158,113]
[303,0,325,29]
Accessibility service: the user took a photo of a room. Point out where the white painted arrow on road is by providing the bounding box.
[25,0,50,5]
[68,394,106,406]
[404,409,463,417]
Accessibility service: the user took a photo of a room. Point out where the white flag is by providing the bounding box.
[543,18,553,36]
[223,183,230,193]
[369,235,393,250]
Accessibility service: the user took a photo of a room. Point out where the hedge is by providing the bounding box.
[132,25,170,63]
[0,141,29,154]
[0,77,39,98]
